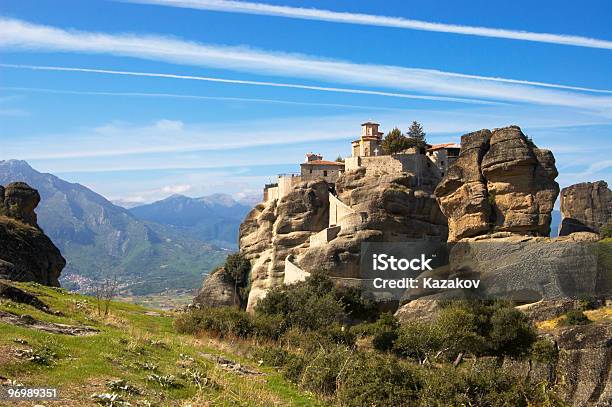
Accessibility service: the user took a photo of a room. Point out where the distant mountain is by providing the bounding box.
[129,193,251,249]
[0,160,227,295]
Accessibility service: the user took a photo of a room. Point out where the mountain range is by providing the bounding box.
[0,160,233,296]
[129,193,251,249]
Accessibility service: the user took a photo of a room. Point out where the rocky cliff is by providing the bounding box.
[435,126,559,242]
[239,156,448,311]
[559,181,612,236]
[0,182,65,286]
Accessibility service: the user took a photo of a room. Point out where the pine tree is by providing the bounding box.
[407,121,426,142]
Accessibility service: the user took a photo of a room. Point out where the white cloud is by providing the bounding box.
[0,86,432,111]
[160,183,191,194]
[0,64,499,106]
[1,18,612,115]
[125,0,612,50]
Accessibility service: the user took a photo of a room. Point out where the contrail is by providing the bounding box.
[124,0,612,50]
[0,86,421,111]
[0,64,502,105]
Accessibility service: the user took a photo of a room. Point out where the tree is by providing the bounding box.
[381,127,412,155]
[407,121,426,142]
[94,275,119,318]
[224,253,251,306]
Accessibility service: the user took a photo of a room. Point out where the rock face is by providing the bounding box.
[435,126,559,242]
[240,158,448,311]
[559,181,612,236]
[0,182,40,227]
[240,180,331,311]
[398,232,609,308]
[0,182,65,286]
[193,268,241,308]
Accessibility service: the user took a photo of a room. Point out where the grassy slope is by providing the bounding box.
[0,282,323,406]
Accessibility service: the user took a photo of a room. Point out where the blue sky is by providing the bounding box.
[0,0,610,205]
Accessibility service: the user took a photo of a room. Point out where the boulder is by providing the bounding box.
[0,182,40,227]
[559,181,612,236]
[193,267,241,308]
[435,126,559,242]
[0,182,65,286]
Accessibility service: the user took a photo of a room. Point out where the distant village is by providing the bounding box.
[263,121,460,202]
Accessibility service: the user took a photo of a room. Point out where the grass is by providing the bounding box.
[0,281,325,406]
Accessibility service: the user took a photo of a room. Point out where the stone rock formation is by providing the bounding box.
[559,181,612,236]
[239,180,331,311]
[397,232,608,308]
[0,182,65,286]
[193,267,241,308]
[435,126,559,242]
[240,156,448,311]
[0,182,40,227]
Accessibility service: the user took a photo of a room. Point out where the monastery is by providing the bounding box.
[259,120,460,285]
[263,121,460,202]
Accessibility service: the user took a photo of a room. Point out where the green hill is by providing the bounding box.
[0,280,322,406]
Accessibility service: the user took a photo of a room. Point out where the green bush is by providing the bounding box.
[393,320,443,363]
[488,305,536,357]
[419,360,539,407]
[296,346,353,395]
[578,297,598,311]
[600,220,612,238]
[563,310,591,326]
[336,353,421,406]
[530,339,558,364]
[254,347,292,367]
[282,325,355,353]
[173,306,254,338]
[255,274,346,331]
[372,330,398,352]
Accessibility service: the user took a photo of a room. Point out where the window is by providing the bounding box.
[309,169,312,174]
[323,170,328,176]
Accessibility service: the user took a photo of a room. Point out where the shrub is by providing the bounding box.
[251,313,287,340]
[419,361,536,407]
[255,274,345,332]
[336,353,422,406]
[393,320,443,363]
[282,325,355,353]
[334,285,379,322]
[296,346,353,395]
[372,330,398,352]
[563,310,591,326]
[488,305,537,357]
[530,339,558,364]
[578,297,598,311]
[173,306,254,338]
[600,220,612,239]
[254,347,292,367]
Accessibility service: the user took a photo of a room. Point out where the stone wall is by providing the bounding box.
[263,186,279,202]
[278,175,303,198]
[309,225,341,247]
[283,256,311,285]
[345,154,440,179]
[329,193,356,227]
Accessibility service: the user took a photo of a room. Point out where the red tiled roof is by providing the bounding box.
[428,143,461,151]
[301,160,345,166]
